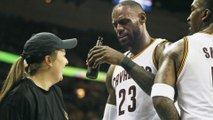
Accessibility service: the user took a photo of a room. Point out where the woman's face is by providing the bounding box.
[51,49,68,82]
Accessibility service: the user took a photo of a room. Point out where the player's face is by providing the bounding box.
[112,5,141,48]
[51,50,68,82]
[187,0,204,34]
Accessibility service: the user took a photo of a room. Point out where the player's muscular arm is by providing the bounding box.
[154,41,171,67]
[102,65,117,120]
[121,56,155,95]
[153,96,180,120]
[152,54,180,120]
[105,65,116,105]
[152,40,185,120]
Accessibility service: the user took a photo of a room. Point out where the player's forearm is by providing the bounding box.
[121,56,155,95]
[153,96,180,120]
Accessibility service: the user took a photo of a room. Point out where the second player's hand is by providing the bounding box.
[87,46,125,68]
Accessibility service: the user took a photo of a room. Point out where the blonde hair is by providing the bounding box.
[0,57,25,102]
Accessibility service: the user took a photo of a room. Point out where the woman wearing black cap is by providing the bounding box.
[0,32,77,120]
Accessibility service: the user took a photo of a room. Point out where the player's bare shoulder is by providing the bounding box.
[162,38,186,71]
[163,39,185,58]
[154,39,171,65]
[156,39,171,53]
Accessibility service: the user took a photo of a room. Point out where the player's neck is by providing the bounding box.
[130,36,153,55]
[139,35,153,51]
[202,23,213,35]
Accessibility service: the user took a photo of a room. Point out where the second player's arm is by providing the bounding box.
[151,40,185,120]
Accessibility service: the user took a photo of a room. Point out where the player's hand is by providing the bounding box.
[86,46,125,68]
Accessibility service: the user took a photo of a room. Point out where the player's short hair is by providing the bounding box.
[203,0,213,12]
[113,0,145,14]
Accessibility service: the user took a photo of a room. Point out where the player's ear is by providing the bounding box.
[202,9,211,22]
[138,12,147,24]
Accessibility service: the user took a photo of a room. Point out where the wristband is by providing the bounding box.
[121,56,135,72]
[151,83,175,101]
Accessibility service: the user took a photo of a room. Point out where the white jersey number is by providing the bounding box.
[118,85,136,115]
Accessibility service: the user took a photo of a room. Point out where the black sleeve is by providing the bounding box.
[0,93,32,120]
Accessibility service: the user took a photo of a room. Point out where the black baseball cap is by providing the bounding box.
[21,32,77,64]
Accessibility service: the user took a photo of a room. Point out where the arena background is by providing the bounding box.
[0,0,192,119]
